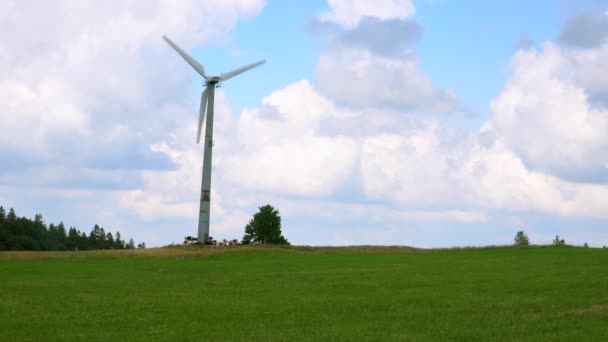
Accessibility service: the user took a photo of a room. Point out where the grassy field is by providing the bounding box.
[1,246,607,341]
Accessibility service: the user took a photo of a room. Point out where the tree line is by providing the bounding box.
[0,205,142,251]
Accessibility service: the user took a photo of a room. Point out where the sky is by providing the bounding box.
[1,0,608,247]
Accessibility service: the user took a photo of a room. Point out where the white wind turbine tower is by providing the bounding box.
[163,35,265,243]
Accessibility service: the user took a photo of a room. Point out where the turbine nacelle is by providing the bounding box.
[206,76,221,84]
[163,35,265,144]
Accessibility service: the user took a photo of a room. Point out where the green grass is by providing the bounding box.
[1,246,607,341]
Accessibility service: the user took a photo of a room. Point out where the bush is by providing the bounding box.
[514,231,530,246]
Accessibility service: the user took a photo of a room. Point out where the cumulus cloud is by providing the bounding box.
[0,0,266,185]
[484,43,608,183]
[336,17,422,57]
[311,0,461,113]
[318,0,415,27]
[558,9,608,49]
[310,16,422,57]
[315,48,461,112]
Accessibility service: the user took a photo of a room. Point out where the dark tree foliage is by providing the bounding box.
[0,205,141,251]
[552,235,566,246]
[514,231,530,246]
[241,204,289,245]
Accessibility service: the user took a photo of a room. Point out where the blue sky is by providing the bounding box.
[1,0,608,247]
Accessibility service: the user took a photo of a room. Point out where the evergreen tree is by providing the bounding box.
[0,205,138,251]
[126,238,135,249]
[552,235,565,246]
[57,222,67,241]
[7,208,17,222]
[106,232,114,249]
[100,227,107,245]
[34,213,45,227]
[514,231,530,246]
[115,231,124,249]
[67,227,80,250]
[0,207,7,250]
[81,232,88,249]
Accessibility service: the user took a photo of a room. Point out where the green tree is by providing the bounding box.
[552,235,565,246]
[126,238,135,249]
[514,231,530,246]
[242,204,289,245]
[7,208,17,222]
[137,242,146,249]
[115,231,125,249]
[57,222,67,243]
[0,205,138,251]
[106,232,115,249]
[67,227,80,250]
[242,222,255,245]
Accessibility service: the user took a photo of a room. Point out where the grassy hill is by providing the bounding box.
[1,246,607,341]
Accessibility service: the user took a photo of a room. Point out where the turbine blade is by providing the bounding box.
[221,60,266,81]
[197,88,208,144]
[162,35,208,80]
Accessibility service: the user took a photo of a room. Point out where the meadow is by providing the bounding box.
[1,246,607,341]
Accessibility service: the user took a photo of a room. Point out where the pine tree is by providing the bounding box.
[0,206,139,251]
[126,238,135,249]
[552,235,565,246]
[7,208,17,222]
[106,232,114,249]
[514,231,530,246]
[115,231,124,249]
[68,227,80,250]
[34,213,45,227]
[57,222,67,241]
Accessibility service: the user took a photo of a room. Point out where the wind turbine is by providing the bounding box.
[163,35,265,243]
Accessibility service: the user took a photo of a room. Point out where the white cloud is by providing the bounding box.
[0,0,266,171]
[484,43,608,183]
[223,81,360,196]
[316,48,461,113]
[319,0,415,27]
[313,1,461,114]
